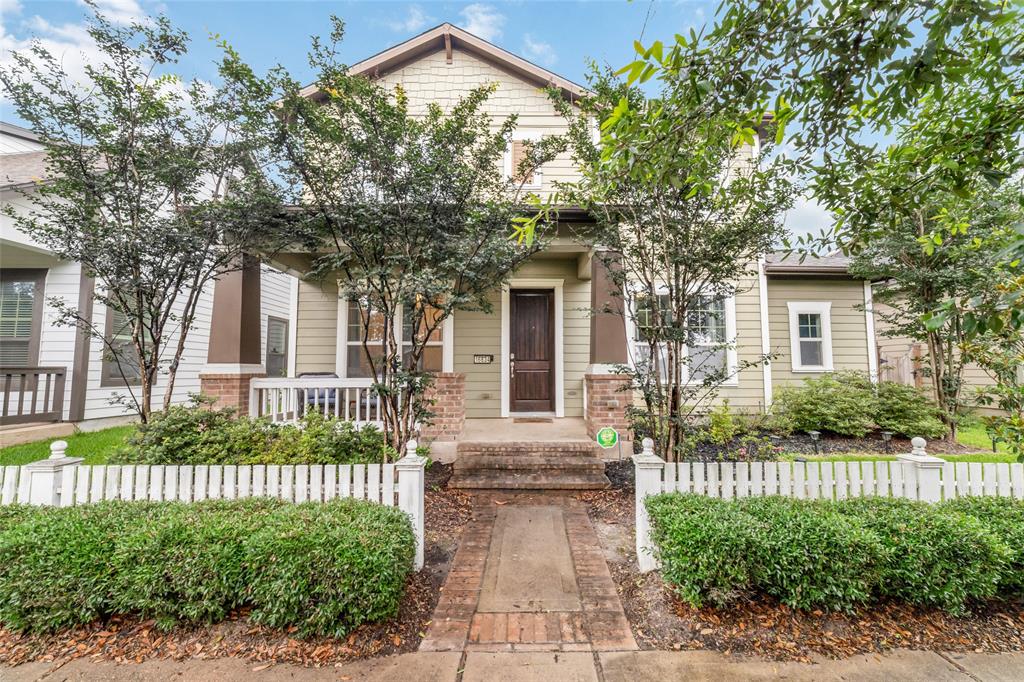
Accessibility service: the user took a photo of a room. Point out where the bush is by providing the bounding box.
[646,494,757,607]
[113,399,398,465]
[707,400,741,445]
[942,496,1024,594]
[0,498,415,635]
[835,497,1009,613]
[772,372,877,437]
[647,493,1015,614]
[771,372,947,439]
[875,381,946,439]
[737,497,882,611]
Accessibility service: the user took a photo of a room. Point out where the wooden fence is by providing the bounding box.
[633,437,1024,572]
[0,440,427,569]
[0,366,66,426]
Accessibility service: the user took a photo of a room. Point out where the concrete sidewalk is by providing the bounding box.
[4,649,1024,681]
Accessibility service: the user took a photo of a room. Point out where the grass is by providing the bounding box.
[778,451,1018,464]
[957,421,1011,454]
[0,425,135,466]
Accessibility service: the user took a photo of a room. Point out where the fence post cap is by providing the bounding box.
[49,440,68,459]
[911,437,927,454]
[632,438,665,467]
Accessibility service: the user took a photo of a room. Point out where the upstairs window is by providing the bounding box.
[787,301,834,372]
[505,133,543,189]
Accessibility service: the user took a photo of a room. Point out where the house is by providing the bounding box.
[0,122,297,445]
[195,25,877,484]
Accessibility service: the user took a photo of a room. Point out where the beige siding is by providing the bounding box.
[455,258,590,418]
[767,278,871,388]
[375,48,578,199]
[716,275,770,413]
[294,278,338,375]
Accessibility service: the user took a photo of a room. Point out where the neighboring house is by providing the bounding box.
[0,122,297,443]
[196,24,878,462]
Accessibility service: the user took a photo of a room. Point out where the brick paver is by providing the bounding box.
[419,493,637,653]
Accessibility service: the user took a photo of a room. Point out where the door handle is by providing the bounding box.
[510,353,515,379]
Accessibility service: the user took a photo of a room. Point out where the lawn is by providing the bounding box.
[779,451,1019,464]
[0,425,135,466]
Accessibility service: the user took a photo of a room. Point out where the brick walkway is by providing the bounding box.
[419,493,637,653]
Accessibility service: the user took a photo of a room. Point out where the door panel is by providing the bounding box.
[510,289,554,412]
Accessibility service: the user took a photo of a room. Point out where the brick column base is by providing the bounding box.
[199,373,265,414]
[419,372,466,442]
[585,374,632,440]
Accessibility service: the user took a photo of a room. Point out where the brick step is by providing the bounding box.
[450,470,611,490]
[457,441,600,455]
[454,455,606,472]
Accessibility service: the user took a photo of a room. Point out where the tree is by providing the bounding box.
[258,18,560,454]
[0,5,284,421]
[553,69,794,461]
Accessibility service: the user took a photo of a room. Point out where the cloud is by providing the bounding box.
[384,5,432,33]
[782,194,834,242]
[0,0,23,18]
[522,34,557,67]
[460,3,505,42]
[77,0,148,25]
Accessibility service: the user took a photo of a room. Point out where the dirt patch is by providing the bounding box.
[0,469,474,668]
[575,488,1024,662]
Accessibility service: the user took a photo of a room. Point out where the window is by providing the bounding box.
[0,270,45,367]
[266,316,288,377]
[101,307,143,386]
[505,133,543,188]
[787,302,834,371]
[401,301,444,371]
[629,291,735,383]
[343,298,446,378]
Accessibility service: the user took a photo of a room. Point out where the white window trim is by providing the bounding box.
[500,278,564,417]
[504,131,544,190]
[335,294,454,378]
[787,301,834,372]
[863,281,878,383]
[622,288,740,387]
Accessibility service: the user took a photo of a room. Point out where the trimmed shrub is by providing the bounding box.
[942,496,1024,594]
[646,494,757,607]
[0,498,415,636]
[737,496,882,611]
[835,497,1009,613]
[875,381,946,439]
[772,372,877,437]
[113,402,398,465]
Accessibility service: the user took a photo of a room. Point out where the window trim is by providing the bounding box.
[0,268,46,369]
[504,131,544,190]
[787,301,834,372]
[623,288,739,387]
[335,295,454,378]
[99,305,144,388]
[265,315,289,378]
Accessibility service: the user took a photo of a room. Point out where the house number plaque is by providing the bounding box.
[473,354,494,364]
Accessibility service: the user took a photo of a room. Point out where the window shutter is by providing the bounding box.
[0,279,38,366]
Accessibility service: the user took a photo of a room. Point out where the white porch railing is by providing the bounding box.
[1,440,427,569]
[249,377,384,425]
[633,437,1024,572]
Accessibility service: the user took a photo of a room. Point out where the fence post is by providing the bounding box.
[23,440,83,506]
[897,437,946,502]
[396,439,426,571]
[633,437,666,573]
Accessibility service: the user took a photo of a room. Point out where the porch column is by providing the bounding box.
[586,254,632,443]
[199,254,264,412]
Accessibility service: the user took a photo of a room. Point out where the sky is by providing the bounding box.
[0,0,832,238]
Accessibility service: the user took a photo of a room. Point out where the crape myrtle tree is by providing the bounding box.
[551,68,794,461]
[0,5,285,421]
[260,18,562,454]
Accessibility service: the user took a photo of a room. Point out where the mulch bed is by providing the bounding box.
[0,463,474,669]
[576,470,1024,662]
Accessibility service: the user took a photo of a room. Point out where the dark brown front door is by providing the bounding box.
[510,289,554,413]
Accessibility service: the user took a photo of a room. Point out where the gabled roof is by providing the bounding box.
[1,151,49,190]
[300,23,589,103]
[764,251,856,277]
[0,122,41,144]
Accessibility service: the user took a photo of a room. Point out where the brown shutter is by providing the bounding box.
[511,141,535,185]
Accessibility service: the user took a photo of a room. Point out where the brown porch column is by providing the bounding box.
[586,253,632,442]
[199,254,264,412]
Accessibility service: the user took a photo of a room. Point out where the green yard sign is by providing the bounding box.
[596,427,619,449]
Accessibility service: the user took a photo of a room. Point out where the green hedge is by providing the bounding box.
[647,493,1017,614]
[0,498,415,636]
[112,401,398,466]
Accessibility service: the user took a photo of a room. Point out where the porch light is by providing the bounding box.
[808,430,821,455]
[881,431,894,453]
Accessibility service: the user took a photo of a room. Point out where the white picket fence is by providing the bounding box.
[0,440,426,569]
[633,437,1024,572]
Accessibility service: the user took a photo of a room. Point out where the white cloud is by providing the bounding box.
[78,0,148,26]
[522,34,557,67]
[384,5,432,33]
[460,3,505,42]
[782,194,834,242]
[0,0,23,18]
